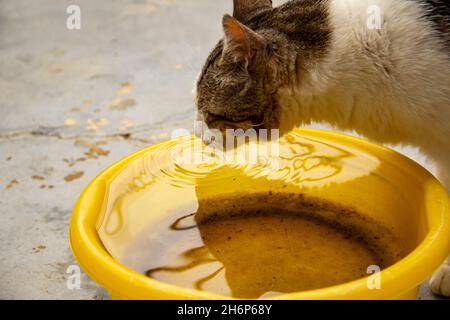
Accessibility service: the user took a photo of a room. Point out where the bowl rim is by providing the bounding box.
[69,128,450,300]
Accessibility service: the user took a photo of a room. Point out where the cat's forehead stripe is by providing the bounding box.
[198,41,224,85]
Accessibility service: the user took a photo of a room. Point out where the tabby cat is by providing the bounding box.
[195,0,450,296]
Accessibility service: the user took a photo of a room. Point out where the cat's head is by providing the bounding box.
[195,0,289,138]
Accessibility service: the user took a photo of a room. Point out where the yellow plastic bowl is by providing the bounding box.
[69,129,450,299]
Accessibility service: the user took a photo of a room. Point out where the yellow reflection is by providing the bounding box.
[97,130,426,298]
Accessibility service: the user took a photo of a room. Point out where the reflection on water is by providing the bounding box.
[138,193,403,298]
[146,244,222,292]
[145,213,225,293]
[169,213,196,230]
[97,130,401,298]
[100,131,380,238]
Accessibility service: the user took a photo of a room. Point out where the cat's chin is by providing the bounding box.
[276,116,298,138]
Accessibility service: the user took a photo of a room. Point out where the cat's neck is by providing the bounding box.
[277,0,450,151]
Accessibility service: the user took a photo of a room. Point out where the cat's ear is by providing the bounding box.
[222,14,266,63]
[233,0,272,21]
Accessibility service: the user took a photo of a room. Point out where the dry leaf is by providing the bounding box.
[5,179,18,189]
[85,118,110,131]
[32,245,46,253]
[64,171,84,182]
[109,98,136,111]
[74,139,107,148]
[64,118,77,126]
[115,82,133,96]
[85,146,110,158]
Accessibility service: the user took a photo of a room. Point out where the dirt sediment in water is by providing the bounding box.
[140,192,404,298]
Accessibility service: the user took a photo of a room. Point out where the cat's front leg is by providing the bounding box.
[430,257,450,297]
[429,166,450,297]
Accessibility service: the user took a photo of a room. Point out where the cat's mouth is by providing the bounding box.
[204,113,265,131]
[196,112,268,147]
[195,110,282,146]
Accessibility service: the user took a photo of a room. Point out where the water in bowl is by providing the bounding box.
[98,132,408,298]
[123,192,403,298]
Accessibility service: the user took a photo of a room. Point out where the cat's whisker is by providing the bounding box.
[249,121,265,127]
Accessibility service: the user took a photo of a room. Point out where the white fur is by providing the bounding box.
[278,0,450,187]
[277,0,450,297]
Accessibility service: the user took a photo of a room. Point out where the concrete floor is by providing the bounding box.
[0,0,440,299]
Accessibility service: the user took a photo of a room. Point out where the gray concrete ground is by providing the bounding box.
[0,0,440,299]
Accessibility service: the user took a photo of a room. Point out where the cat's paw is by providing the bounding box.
[429,258,450,297]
